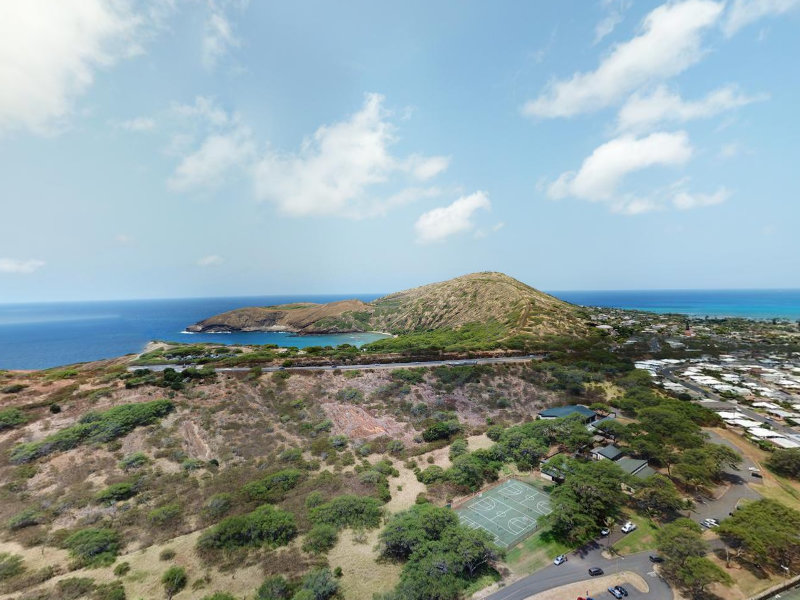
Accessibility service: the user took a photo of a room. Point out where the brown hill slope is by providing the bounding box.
[187,272,586,340]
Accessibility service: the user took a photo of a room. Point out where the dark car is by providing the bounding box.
[615,586,628,597]
[608,587,623,599]
[589,567,604,576]
[649,554,664,563]
[751,472,763,479]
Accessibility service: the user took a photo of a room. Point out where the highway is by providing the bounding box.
[127,354,545,373]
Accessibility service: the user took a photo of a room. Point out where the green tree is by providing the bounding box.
[675,556,732,598]
[717,499,800,569]
[161,566,187,600]
[634,474,683,518]
[302,524,339,554]
[298,568,338,600]
[766,448,800,479]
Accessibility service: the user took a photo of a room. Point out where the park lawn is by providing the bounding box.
[505,529,572,574]
[612,514,659,555]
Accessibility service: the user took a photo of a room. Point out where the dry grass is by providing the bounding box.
[327,529,401,600]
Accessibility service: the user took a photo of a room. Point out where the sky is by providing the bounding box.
[1,0,799,302]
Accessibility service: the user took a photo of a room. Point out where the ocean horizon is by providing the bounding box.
[1,289,799,370]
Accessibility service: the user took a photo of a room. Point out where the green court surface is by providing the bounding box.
[454,479,552,549]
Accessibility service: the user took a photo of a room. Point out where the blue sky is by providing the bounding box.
[1,0,799,302]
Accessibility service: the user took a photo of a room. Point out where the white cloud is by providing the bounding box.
[168,127,255,192]
[119,116,156,132]
[719,142,744,158]
[523,0,724,118]
[0,258,45,274]
[594,0,631,44]
[0,0,147,135]
[197,255,224,267]
[414,191,491,244]
[172,96,232,128]
[672,187,729,209]
[115,233,134,244]
[253,93,449,218]
[617,85,767,132]
[548,131,693,202]
[723,0,800,36]
[202,1,243,70]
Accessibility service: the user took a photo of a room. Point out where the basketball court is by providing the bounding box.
[454,479,552,548]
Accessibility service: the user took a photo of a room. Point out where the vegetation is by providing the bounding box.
[308,495,383,530]
[0,552,25,581]
[161,566,187,600]
[717,499,800,571]
[301,524,338,554]
[377,504,503,600]
[10,399,174,463]
[766,448,800,480]
[656,519,732,598]
[0,407,27,431]
[242,468,304,502]
[197,505,296,551]
[62,528,121,567]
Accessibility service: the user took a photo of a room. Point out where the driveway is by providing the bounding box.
[488,545,672,600]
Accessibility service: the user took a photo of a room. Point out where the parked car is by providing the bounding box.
[701,518,719,528]
[600,528,610,536]
[649,554,664,563]
[621,521,637,533]
[614,586,628,597]
[608,587,623,599]
[752,472,763,479]
[553,554,567,565]
[748,466,760,472]
[589,567,604,576]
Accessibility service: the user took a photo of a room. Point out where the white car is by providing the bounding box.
[621,521,637,533]
[748,467,760,472]
[701,518,719,528]
[553,554,567,565]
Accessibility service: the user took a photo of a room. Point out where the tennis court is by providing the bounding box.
[454,479,552,548]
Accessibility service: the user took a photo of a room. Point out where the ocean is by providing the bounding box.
[1,289,799,370]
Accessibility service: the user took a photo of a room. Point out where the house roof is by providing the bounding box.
[615,457,650,476]
[592,444,624,460]
[539,405,596,419]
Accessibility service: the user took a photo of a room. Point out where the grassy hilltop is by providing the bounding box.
[186,272,588,351]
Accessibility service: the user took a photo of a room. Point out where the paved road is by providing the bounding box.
[689,431,763,525]
[489,545,672,600]
[128,354,545,373]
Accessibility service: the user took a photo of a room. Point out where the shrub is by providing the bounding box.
[297,568,338,600]
[202,594,237,600]
[256,575,290,600]
[62,528,121,567]
[94,581,126,600]
[421,420,461,443]
[7,507,44,530]
[182,458,205,471]
[305,491,324,509]
[94,482,137,505]
[242,469,304,502]
[197,505,296,550]
[309,495,383,530]
[1,384,26,394]
[159,548,176,561]
[118,452,150,472]
[49,403,62,414]
[56,577,95,599]
[113,562,130,577]
[391,369,426,385]
[0,407,27,430]
[0,552,25,581]
[202,493,233,520]
[449,439,468,460]
[10,399,174,464]
[766,448,800,479]
[161,566,187,599]
[148,503,182,527]
[302,524,339,554]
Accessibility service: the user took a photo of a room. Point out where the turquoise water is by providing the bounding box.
[552,289,800,320]
[2,289,800,370]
